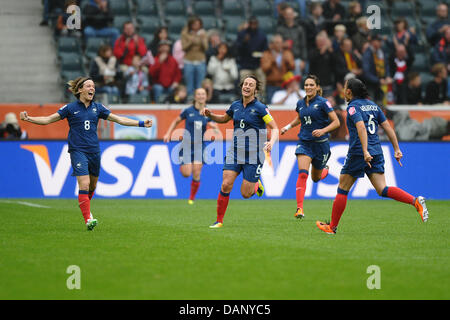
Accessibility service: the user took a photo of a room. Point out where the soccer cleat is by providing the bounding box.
[90,212,93,220]
[294,208,304,219]
[188,200,194,205]
[316,221,336,234]
[86,218,98,231]
[209,221,223,229]
[414,196,429,222]
[255,179,264,197]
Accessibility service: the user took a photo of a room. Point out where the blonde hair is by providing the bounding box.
[67,76,91,98]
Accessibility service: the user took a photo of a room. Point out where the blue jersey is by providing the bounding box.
[296,95,334,141]
[225,98,273,164]
[180,105,211,144]
[346,98,387,156]
[57,100,111,153]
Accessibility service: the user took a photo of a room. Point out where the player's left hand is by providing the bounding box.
[394,149,403,166]
[312,129,325,137]
[264,141,272,153]
[364,150,373,168]
[144,119,152,128]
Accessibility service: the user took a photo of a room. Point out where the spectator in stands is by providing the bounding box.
[352,16,370,55]
[322,0,346,22]
[362,34,392,104]
[389,44,414,104]
[40,0,66,26]
[83,0,120,46]
[149,40,182,103]
[275,0,308,20]
[207,42,239,97]
[347,1,363,37]
[148,27,172,57]
[405,72,422,105]
[235,16,269,97]
[390,18,418,54]
[181,16,208,99]
[172,39,185,71]
[205,29,222,65]
[165,84,188,104]
[261,34,295,103]
[201,78,220,104]
[89,44,121,96]
[334,37,362,84]
[271,72,305,105]
[431,26,450,66]
[308,31,336,96]
[0,113,26,140]
[124,55,149,99]
[426,3,449,46]
[276,6,308,76]
[424,63,449,104]
[331,24,347,51]
[303,2,326,45]
[114,21,148,72]
[55,0,82,37]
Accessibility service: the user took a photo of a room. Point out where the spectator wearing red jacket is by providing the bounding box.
[149,40,182,103]
[114,21,147,72]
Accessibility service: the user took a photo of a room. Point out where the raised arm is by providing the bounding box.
[20,111,61,125]
[355,120,373,167]
[163,116,183,142]
[107,113,152,127]
[280,116,301,135]
[380,120,403,166]
[201,108,232,124]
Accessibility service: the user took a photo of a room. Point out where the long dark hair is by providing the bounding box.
[346,78,369,99]
[304,74,323,96]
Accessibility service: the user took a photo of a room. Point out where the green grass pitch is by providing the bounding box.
[0,198,448,300]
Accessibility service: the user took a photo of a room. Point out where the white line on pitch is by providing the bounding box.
[0,200,51,208]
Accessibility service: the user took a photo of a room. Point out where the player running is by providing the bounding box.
[281,75,340,219]
[201,75,279,228]
[163,88,219,204]
[316,78,428,234]
[20,77,152,231]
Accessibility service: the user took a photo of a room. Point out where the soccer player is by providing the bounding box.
[316,78,429,234]
[20,77,152,231]
[201,75,279,228]
[281,75,340,219]
[163,88,219,204]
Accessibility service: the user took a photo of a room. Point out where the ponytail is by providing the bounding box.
[67,76,91,98]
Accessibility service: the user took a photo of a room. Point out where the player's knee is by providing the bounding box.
[221,182,233,193]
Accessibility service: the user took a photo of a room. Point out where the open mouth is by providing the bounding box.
[87,92,94,98]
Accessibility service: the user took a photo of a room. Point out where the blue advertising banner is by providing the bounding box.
[0,141,449,199]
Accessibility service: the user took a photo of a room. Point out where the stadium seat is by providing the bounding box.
[60,53,83,72]
[257,16,276,35]
[193,1,215,16]
[108,0,130,16]
[167,18,187,39]
[412,53,430,73]
[201,16,218,30]
[57,36,80,54]
[250,0,272,16]
[139,19,161,35]
[390,1,415,20]
[127,93,150,104]
[223,16,246,42]
[136,0,158,17]
[107,93,121,104]
[217,92,238,104]
[113,15,132,31]
[164,0,185,18]
[85,37,108,60]
[222,0,245,19]
[60,70,84,82]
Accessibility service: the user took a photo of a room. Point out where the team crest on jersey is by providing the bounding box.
[313,104,319,109]
[92,107,97,113]
[349,107,356,115]
[250,109,256,113]
[189,113,194,117]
